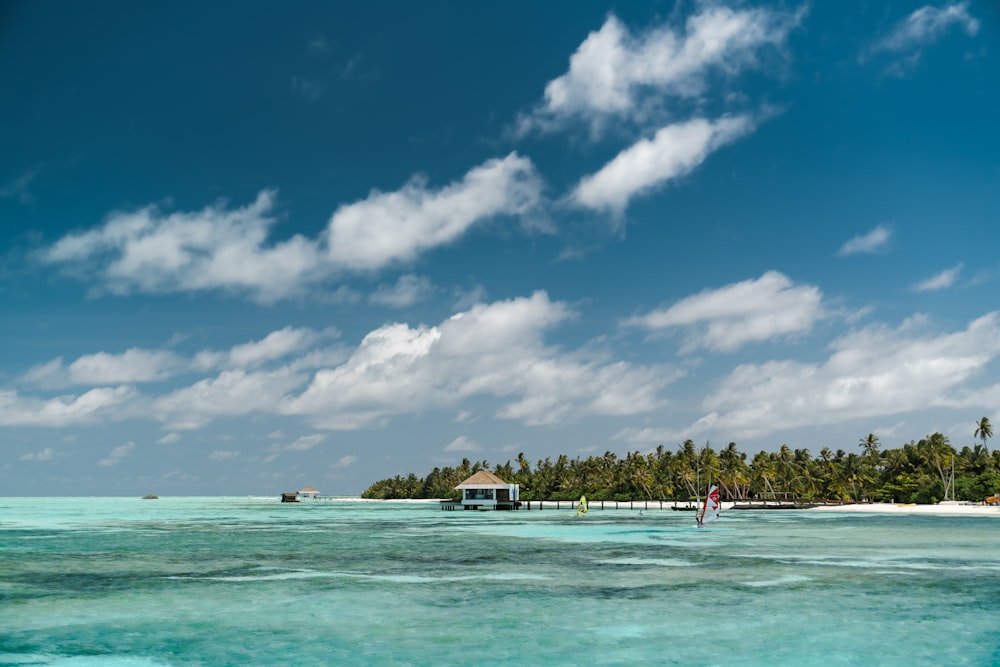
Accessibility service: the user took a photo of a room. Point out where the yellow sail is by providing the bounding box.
[577,495,588,515]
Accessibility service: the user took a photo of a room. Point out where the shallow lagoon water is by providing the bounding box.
[1,497,999,666]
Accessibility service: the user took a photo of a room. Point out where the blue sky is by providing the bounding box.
[1,1,998,496]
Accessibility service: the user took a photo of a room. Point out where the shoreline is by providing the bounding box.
[804,501,1000,516]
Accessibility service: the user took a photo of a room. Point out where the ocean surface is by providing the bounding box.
[1,497,999,667]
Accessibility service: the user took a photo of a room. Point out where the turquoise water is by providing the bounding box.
[2,498,999,666]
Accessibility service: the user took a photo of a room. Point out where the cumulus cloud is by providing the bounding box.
[283,291,675,429]
[837,224,893,256]
[99,441,135,467]
[869,2,979,55]
[324,153,542,270]
[517,7,803,135]
[39,155,544,303]
[915,263,962,291]
[569,115,754,213]
[41,190,322,303]
[5,295,677,433]
[632,312,1000,442]
[625,271,824,353]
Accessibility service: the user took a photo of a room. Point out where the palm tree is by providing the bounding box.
[859,433,880,459]
[975,417,993,451]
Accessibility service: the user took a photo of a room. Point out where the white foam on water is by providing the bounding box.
[741,574,813,587]
[44,659,171,667]
[595,557,695,567]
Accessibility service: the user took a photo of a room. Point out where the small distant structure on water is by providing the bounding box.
[141,494,158,500]
[441,470,520,511]
[280,486,323,502]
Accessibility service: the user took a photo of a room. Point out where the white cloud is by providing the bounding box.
[227,327,325,368]
[24,349,183,388]
[650,312,1000,441]
[332,455,357,468]
[209,450,239,461]
[158,433,181,444]
[42,190,323,303]
[263,433,326,463]
[837,224,893,256]
[0,386,134,427]
[626,271,824,353]
[518,7,802,135]
[915,263,962,291]
[324,153,542,271]
[370,274,434,307]
[99,441,135,467]
[444,436,481,452]
[40,155,543,303]
[286,434,325,451]
[284,291,675,429]
[153,369,308,430]
[870,2,979,54]
[20,447,56,462]
[569,115,754,213]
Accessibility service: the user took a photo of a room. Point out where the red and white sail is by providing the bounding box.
[698,485,720,526]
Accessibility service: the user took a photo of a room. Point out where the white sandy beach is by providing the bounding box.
[804,501,1000,516]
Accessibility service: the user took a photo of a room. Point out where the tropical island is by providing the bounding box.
[362,419,997,505]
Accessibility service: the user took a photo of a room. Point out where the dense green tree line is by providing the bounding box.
[362,419,999,504]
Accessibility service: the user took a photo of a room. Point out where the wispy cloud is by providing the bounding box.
[0,387,134,427]
[0,169,38,205]
[291,76,324,100]
[915,263,962,291]
[99,441,135,467]
[869,2,979,54]
[332,454,357,468]
[370,274,434,307]
[444,435,481,452]
[19,447,56,462]
[263,433,326,463]
[24,349,183,388]
[837,224,892,256]
[568,114,754,213]
[516,7,804,137]
[625,271,825,353]
[864,2,980,76]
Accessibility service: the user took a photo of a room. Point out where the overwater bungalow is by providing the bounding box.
[298,486,320,499]
[442,470,520,510]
